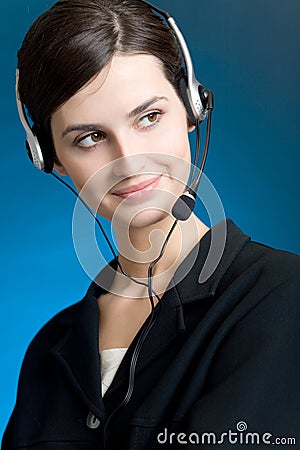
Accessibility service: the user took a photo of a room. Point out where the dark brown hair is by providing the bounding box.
[17,0,184,132]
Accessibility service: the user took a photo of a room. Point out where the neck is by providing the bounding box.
[110,213,209,298]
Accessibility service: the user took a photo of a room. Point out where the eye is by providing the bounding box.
[76,131,105,148]
[138,111,161,129]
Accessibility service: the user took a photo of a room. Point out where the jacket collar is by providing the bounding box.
[172,219,250,302]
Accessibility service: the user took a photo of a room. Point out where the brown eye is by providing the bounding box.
[77,131,105,148]
[90,132,103,142]
[148,112,158,123]
[139,111,161,128]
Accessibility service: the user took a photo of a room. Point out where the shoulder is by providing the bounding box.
[219,236,300,344]
[20,294,96,365]
[210,221,300,326]
[17,263,110,372]
[234,237,300,290]
[216,219,300,295]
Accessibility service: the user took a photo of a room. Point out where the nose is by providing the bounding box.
[112,134,147,178]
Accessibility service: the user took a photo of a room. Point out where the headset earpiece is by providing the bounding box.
[16,69,54,173]
[31,124,54,174]
[178,76,197,126]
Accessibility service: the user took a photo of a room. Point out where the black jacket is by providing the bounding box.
[2,220,300,449]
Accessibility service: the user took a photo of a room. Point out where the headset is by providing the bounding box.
[16,0,213,220]
[15,2,213,441]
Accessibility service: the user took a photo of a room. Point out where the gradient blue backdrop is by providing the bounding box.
[0,0,299,436]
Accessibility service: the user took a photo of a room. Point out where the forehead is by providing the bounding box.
[53,53,175,117]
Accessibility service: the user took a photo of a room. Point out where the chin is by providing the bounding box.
[111,207,171,231]
[129,208,171,229]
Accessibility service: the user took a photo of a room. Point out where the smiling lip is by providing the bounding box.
[112,175,162,198]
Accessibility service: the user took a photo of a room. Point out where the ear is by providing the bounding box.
[187,118,195,132]
[53,157,68,176]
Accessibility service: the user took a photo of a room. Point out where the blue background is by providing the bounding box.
[0,0,299,436]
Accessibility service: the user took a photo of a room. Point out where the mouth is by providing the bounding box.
[112,175,163,199]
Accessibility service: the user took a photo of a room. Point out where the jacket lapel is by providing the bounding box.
[49,295,106,420]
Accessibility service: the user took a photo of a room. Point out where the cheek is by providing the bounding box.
[54,146,108,193]
[160,124,191,183]
[63,164,91,192]
[161,114,191,160]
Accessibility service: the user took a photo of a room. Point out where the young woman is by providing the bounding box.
[2,0,299,449]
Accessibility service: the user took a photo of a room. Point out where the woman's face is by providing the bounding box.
[51,53,193,228]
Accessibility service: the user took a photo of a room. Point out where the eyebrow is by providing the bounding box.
[61,123,102,139]
[61,96,168,138]
[128,95,167,118]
